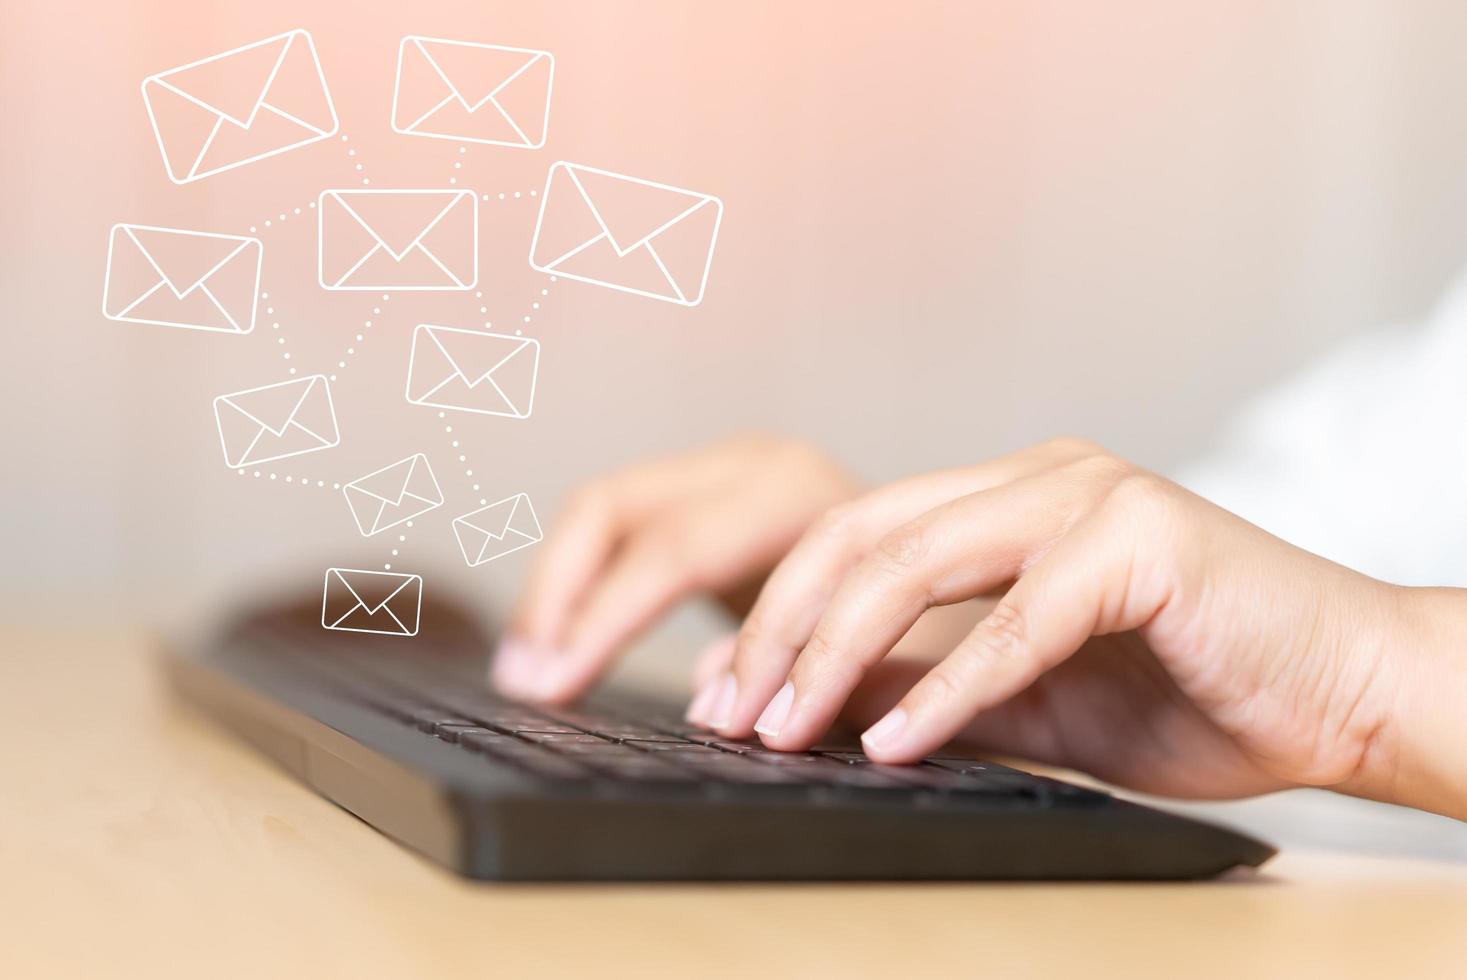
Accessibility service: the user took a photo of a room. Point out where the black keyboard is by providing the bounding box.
[325,657,1104,804]
[166,601,1276,880]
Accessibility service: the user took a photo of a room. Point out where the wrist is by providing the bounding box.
[1345,586,1467,819]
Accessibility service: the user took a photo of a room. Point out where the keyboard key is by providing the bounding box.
[432,724,495,744]
[622,740,718,753]
[516,732,612,745]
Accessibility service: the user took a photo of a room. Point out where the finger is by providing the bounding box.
[718,438,1104,734]
[530,493,782,703]
[859,480,1173,763]
[507,446,741,653]
[685,633,738,721]
[745,458,1112,746]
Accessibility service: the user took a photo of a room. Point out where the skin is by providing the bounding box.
[502,436,1467,821]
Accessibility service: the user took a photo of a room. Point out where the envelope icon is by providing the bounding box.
[213,374,340,468]
[529,162,723,306]
[142,29,339,184]
[319,189,478,291]
[405,325,539,419]
[321,568,423,636]
[453,494,542,566]
[343,453,444,537]
[391,36,553,149]
[103,224,261,333]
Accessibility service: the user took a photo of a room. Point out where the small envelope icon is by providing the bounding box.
[391,36,553,149]
[319,189,478,291]
[453,493,543,566]
[321,568,423,636]
[405,324,539,419]
[343,453,444,537]
[213,374,340,468]
[529,162,723,306]
[103,224,262,333]
[142,29,339,184]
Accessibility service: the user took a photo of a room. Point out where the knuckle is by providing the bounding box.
[971,602,1030,665]
[1069,452,1136,486]
[872,525,931,575]
[920,661,971,708]
[1105,471,1177,519]
[811,502,862,544]
[1043,435,1107,459]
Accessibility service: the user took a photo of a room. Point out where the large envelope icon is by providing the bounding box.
[103,224,261,333]
[321,568,423,636]
[343,453,444,537]
[391,36,553,149]
[405,324,539,418]
[453,493,542,566]
[142,29,339,184]
[319,189,478,291]
[213,374,340,468]
[528,162,723,306]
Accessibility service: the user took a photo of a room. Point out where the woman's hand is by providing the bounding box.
[688,438,1467,818]
[496,436,859,703]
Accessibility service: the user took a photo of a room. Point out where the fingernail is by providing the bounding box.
[754,681,795,738]
[685,675,723,723]
[861,707,909,753]
[707,673,739,729]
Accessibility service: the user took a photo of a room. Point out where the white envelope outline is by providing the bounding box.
[102,224,261,333]
[528,161,724,306]
[405,324,539,419]
[142,29,339,184]
[213,374,340,468]
[391,36,553,148]
[453,493,543,566]
[318,189,478,291]
[342,453,444,537]
[321,568,422,636]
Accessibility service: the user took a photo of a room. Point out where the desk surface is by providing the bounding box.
[3,627,1465,979]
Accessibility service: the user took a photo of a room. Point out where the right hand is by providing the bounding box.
[495,436,860,703]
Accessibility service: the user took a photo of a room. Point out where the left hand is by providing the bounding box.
[686,439,1417,804]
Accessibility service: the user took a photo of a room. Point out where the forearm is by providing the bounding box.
[1350,586,1467,820]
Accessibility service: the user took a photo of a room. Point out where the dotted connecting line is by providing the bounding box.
[247,200,316,236]
[479,189,538,202]
[328,294,392,383]
[343,133,371,186]
[386,520,414,571]
[521,275,555,328]
[439,411,488,507]
[237,469,341,490]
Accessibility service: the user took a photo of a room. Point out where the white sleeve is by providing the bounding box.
[1174,272,1467,587]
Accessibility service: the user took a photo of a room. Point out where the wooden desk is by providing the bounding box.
[3,627,1465,978]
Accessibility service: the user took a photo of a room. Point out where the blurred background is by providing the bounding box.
[7,0,1467,858]
[7,0,1467,628]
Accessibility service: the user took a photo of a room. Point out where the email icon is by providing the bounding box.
[213,374,340,468]
[343,453,444,537]
[103,224,261,333]
[405,325,539,419]
[391,36,553,149]
[319,189,477,291]
[142,29,339,184]
[528,162,723,306]
[321,568,423,636]
[453,494,542,566]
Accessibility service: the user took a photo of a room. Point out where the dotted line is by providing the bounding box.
[438,411,488,507]
[237,469,340,489]
[386,520,414,571]
[328,294,391,383]
[521,275,555,328]
[247,200,316,236]
[343,133,371,186]
[479,189,538,203]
